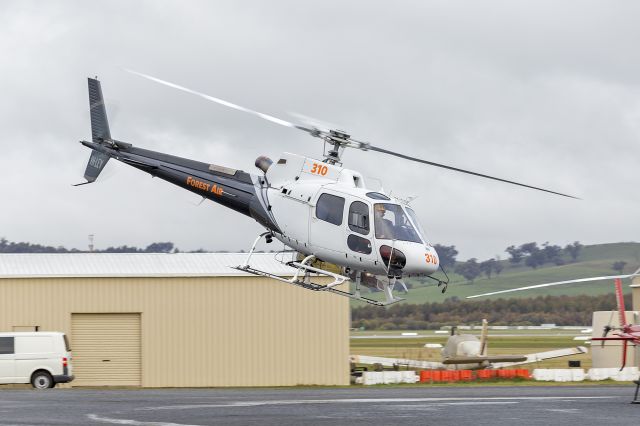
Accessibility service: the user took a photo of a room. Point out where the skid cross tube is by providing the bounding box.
[236,232,405,306]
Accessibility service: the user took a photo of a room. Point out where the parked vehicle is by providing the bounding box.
[0,332,74,389]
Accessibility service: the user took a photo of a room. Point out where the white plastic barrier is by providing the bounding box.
[362,371,383,385]
[401,371,418,384]
[587,368,618,381]
[382,371,401,384]
[532,369,554,381]
[587,367,640,381]
[611,367,639,381]
[553,369,573,382]
[361,371,417,385]
[532,369,585,382]
[571,369,586,381]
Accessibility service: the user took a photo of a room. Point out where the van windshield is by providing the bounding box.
[373,203,422,243]
[63,334,71,352]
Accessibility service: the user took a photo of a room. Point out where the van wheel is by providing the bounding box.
[31,371,54,389]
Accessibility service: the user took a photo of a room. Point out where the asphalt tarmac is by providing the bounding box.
[0,385,638,425]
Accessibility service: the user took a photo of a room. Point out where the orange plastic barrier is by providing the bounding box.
[420,370,432,382]
[420,368,529,384]
[476,370,495,379]
[440,371,451,382]
[459,370,473,381]
[420,370,444,382]
[497,369,518,379]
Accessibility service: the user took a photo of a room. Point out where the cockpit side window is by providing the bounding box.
[316,193,345,226]
[348,201,370,235]
[373,203,422,243]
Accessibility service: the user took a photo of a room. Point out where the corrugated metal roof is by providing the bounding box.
[0,252,298,278]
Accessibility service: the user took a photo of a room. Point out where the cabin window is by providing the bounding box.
[348,201,370,235]
[0,337,14,355]
[316,193,345,226]
[347,234,372,254]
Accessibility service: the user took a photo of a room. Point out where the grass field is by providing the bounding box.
[350,330,592,370]
[351,242,640,306]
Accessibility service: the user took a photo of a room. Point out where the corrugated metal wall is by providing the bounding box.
[0,276,349,387]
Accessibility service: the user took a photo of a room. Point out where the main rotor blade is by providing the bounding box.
[125,69,314,133]
[466,273,640,299]
[366,145,579,199]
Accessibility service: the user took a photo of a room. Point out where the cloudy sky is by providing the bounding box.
[0,1,638,259]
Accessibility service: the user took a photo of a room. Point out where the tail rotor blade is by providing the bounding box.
[601,324,612,348]
[621,339,628,370]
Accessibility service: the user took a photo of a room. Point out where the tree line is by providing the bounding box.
[431,241,586,283]
[352,293,629,330]
[433,241,633,283]
[0,238,181,253]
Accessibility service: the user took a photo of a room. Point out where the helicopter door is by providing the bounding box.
[309,192,347,264]
[345,200,377,268]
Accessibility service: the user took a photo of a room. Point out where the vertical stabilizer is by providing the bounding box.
[82,78,112,183]
[88,78,111,143]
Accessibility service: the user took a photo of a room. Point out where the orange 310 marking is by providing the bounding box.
[425,253,438,265]
[310,162,328,176]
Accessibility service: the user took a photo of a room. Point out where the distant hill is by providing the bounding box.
[354,242,640,305]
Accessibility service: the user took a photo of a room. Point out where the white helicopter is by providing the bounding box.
[77,71,577,306]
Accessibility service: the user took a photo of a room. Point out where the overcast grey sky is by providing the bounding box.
[0,0,638,259]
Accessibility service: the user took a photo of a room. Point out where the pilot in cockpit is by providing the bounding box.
[374,204,394,240]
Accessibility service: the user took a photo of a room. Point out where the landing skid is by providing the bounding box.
[234,233,404,307]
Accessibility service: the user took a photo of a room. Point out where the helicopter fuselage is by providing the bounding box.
[263,152,439,278]
[81,140,439,279]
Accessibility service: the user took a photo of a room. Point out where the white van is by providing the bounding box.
[0,332,74,389]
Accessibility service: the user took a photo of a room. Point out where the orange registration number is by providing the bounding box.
[310,162,328,176]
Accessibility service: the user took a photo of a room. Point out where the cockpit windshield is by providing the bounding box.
[405,207,428,243]
[373,203,422,243]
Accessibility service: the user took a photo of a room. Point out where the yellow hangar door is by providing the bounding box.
[71,313,141,386]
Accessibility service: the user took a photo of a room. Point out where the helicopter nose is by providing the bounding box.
[379,243,439,276]
[425,246,439,269]
[379,245,407,278]
[409,245,439,275]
